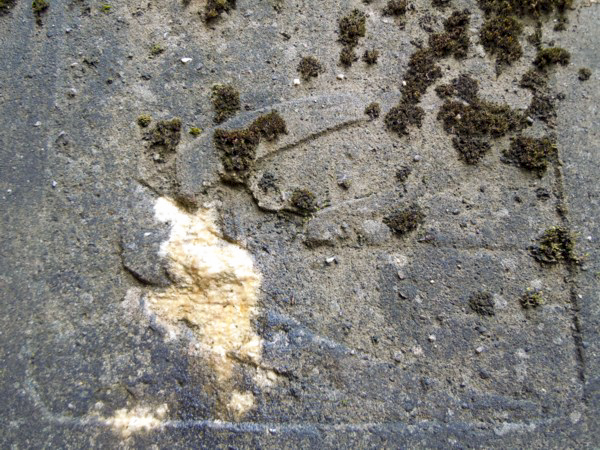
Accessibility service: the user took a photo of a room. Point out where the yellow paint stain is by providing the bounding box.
[146,197,263,417]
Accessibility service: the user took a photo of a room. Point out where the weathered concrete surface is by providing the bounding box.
[1,0,599,447]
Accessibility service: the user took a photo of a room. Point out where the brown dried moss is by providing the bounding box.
[214,129,259,184]
[502,135,556,175]
[383,204,425,236]
[363,49,380,65]
[530,226,578,264]
[469,291,495,316]
[385,103,425,136]
[297,56,324,80]
[339,9,366,46]
[211,84,241,124]
[383,0,407,16]
[249,111,287,141]
[291,189,317,214]
[364,102,381,120]
[146,118,182,162]
[204,0,236,23]
[533,47,571,69]
[428,9,471,59]
[480,15,523,68]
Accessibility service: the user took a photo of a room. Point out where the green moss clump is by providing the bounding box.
[578,67,592,81]
[32,0,49,24]
[204,0,236,23]
[0,0,17,15]
[297,56,324,80]
[438,99,525,164]
[502,135,555,175]
[385,103,425,136]
[383,0,407,16]
[189,127,202,137]
[383,204,425,236]
[137,114,152,128]
[150,44,164,56]
[211,84,241,124]
[363,49,380,65]
[214,128,259,184]
[339,9,366,46]
[520,68,547,91]
[147,118,182,162]
[428,9,471,59]
[364,102,381,120]
[249,111,287,141]
[520,288,544,309]
[530,226,578,264]
[400,49,442,104]
[480,16,523,68]
[533,47,571,69]
[339,46,357,67]
[291,189,317,214]
[101,4,112,13]
[477,0,573,18]
[214,111,287,183]
[468,291,495,316]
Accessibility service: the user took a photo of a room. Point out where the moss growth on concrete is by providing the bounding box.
[147,118,182,162]
[137,114,152,128]
[383,204,425,236]
[520,288,544,309]
[527,93,556,123]
[32,0,49,24]
[214,128,259,184]
[383,0,407,16]
[533,47,571,69]
[438,98,526,164]
[0,0,17,15]
[468,291,495,316]
[189,127,202,137]
[211,84,241,124]
[339,9,366,46]
[432,0,451,8]
[396,165,412,183]
[385,103,425,136]
[258,172,278,193]
[290,189,317,214]
[249,111,287,141]
[435,84,455,99]
[364,102,381,120]
[451,74,479,103]
[480,15,523,68]
[339,46,357,67]
[297,56,324,80]
[428,9,471,59]
[502,135,555,175]
[363,49,380,65]
[578,67,592,81]
[477,0,573,18]
[204,0,236,23]
[530,226,578,264]
[150,44,164,56]
[400,49,443,104]
[520,68,547,91]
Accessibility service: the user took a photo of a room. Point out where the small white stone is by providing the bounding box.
[337,73,345,80]
[34,121,41,127]
[430,280,435,284]
[325,256,337,265]
[586,236,593,241]
[67,88,77,97]
[428,334,436,342]
[476,346,484,354]
[413,155,421,162]
[51,180,57,188]
[293,78,301,86]
[181,57,193,64]
[402,80,407,86]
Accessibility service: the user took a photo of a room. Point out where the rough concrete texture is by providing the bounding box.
[1,0,599,447]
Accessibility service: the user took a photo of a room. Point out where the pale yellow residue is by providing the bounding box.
[227,391,255,419]
[147,197,263,417]
[106,404,168,437]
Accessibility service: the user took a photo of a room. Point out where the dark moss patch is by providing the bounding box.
[435,84,455,99]
[428,9,471,59]
[502,135,555,175]
[204,0,236,23]
[215,111,287,184]
[530,226,578,264]
[477,0,573,18]
[533,47,571,69]
[363,49,380,65]
[400,49,443,104]
[248,111,287,141]
[383,204,425,236]
[383,0,407,16]
[146,118,182,162]
[578,67,592,81]
[214,128,259,184]
[527,93,556,123]
[468,291,495,316]
[451,74,479,103]
[520,68,547,91]
[520,289,544,309]
[258,172,278,193]
[527,27,543,49]
[211,84,241,124]
[339,9,366,46]
[364,102,381,120]
[290,189,317,215]
[0,0,17,15]
[339,46,358,67]
[438,98,526,164]
[297,56,324,80]
[396,165,412,183]
[432,0,451,8]
[137,114,152,128]
[385,103,425,136]
[32,0,49,24]
[480,15,523,69]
